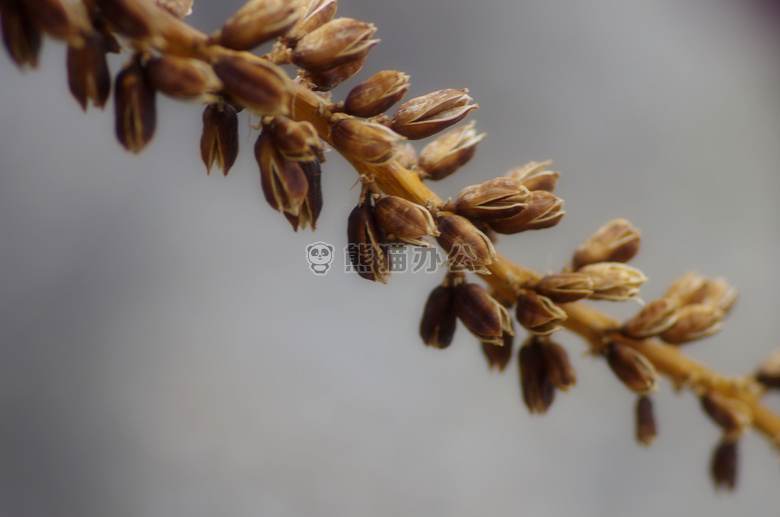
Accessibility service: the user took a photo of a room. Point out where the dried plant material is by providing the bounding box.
[396,142,417,170]
[542,340,576,391]
[417,121,485,181]
[420,283,458,349]
[329,113,404,165]
[343,70,410,118]
[506,160,559,192]
[578,262,647,301]
[285,0,338,43]
[454,282,512,346]
[213,55,288,115]
[635,395,657,446]
[519,338,555,414]
[455,177,531,221]
[0,1,42,68]
[436,214,497,272]
[264,115,322,162]
[659,303,724,344]
[293,18,378,72]
[482,321,514,371]
[255,131,309,221]
[67,31,111,110]
[571,218,641,270]
[515,293,567,335]
[97,0,171,41]
[347,203,390,283]
[700,391,751,438]
[156,0,193,19]
[26,0,90,43]
[391,88,477,140]
[622,298,679,339]
[146,55,221,100]
[755,349,780,389]
[488,190,564,234]
[374,196,438,247]
[711,439,738,491]
[605,342,659,395]
[664,272,737,314]
[532,273,594,304]
[286,160,322,231]
[301,53,366,91]
[212,0,301,51]
[200,103,239,176]
[114,55,157,153]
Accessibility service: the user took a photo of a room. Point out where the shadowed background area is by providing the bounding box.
[2,1,780,516]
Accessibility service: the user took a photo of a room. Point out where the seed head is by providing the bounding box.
[571,218,641,270]
[285,0,338,44]
[417,121,485,181]
[578,262,647,301]
[265,115,323,162]
[488,190,564,234]
[435,214,497,272]
[146,55,221,101]
[374,196,438,247]
[343,70,410,118]
[300,54,366,91]
[212,0,301,51]
[293,17,378,72]
[329,113,404,165]
[455,177,532,221]
[515,293,567,335]
[659,303,724,344]
[114,55,157,153]
[391,88,478,140]
[212,55,288,115]
[255,131,309,221]
[664,272,737,314]
[67,31,111,110]
[622,298,679,339]
[200,103,239,176]
[605,342,659,395]
[505,160,559,192]
[532,273,594,304]
[419,283,458,349]
[454,282,513,346]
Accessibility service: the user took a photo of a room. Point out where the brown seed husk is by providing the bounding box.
[420,284,458,349]
[519,338,555,414]
[391,88,477,140]
[710,439,738,491]
[605,342,658,395]
[67,31,111,110]
[515,293,567,335]
[347,203,390,283]
[635,395,657,446]
[572,218,641,270]
[344,70,410,118]
[114,55,157,153]
[200,103,239,176]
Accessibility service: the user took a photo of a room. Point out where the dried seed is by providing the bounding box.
[700,391,751,438]
[0,1,42,68]
[97,0,166,40]
[285,0,337,43]
[454,283,512,346]
[519,337,555,414]
[26,0,90,43]
[265,115,322,162]
[347,203,390,283]
[533,273,594,304]
[571,218,641,270]
[435,214,497,272]
[455,177,532,221]
[146,55,221,100]
[515,293,567,336]
[635,395,657,446]
[67,31,111,110]
[664,272,737,314]
[114,55,157,153]
[622,298,679,339]
[659,303,724,344]
[344,70,410,118]
[419,284,458,349]
[255,131,309,219]
[710,439,738,491]
[578,262,647,301]
[297,160,323,231]
[505,160,559,192]
[212,0,301,51]
[488,190,564,234]
[541,340,576,391]
[374,196,438,246]
[213,55,288,115]
[605,342,659,395]
[417,121,485,181]
[200,103,239,176]
[482,322,514,372]
[329,113,403,165]
[293,17,378,72]
[391,88,478,140]
[301,54,366,91]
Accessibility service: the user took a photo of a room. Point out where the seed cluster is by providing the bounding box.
[3,0,780,492]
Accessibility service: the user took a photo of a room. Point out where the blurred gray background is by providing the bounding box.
[2,0,780,515]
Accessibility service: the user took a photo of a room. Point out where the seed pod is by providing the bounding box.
[114,55,157,154]
[454,283,512,346]
[488,190,564,234]
[505,160,559,192]
[515,293,567,335]
[213,55,288,115]
[578,262,647,301]
[436,214,497,272]
[755,349,780,389]
[343,70,410,118]
[255,131,309,221]
[146,55,221,100]
[329,113,404,165]
[541,340,576,391]
[710,439,738,491]
[347,203,390,283]
[519,337,555,414]
[532,273,594,304]
[417,121,485,181]
[212,0,301,51]
[419,283,458,349]
[622,298,679,339]
[26,0,90,43]
[265,115,322,162]
[1,1,42,68]
[374,196,438,247]
[285,0,337,43]
[571,218,641,270]
[156,0,193,18]
[67,31,111,110]
[391,88,478,140]
[605,342,659,395]
[301,54,366,91]
[635,395,657,446]
[482,321,514,372]
[700,391,751,438]
[293,17,378,72]
[455,177,531,221]
[200,103,239,176]
[659,303,724,344]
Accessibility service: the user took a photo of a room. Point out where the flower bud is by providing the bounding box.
[454,282,512,346]
[488,190,564,234]
[515,293,567,335]
[505,160,559,192]
[212,55,288,115]
[1,1,42,68]
[755,349,780,389]
[301,54,366,91]
[114,55,157,153]
[212,0,301,51]
[419,283,458,349]
[146,55,221,100]
[711,438,738,491]
[605,342,659,395]
[265,115,322,162]
[200,103,239,176]
[700,391,751,438]
[156,0,193,19]
[343,70,410,118]
[391,88,478,140]
[255,131,309,221]
[347,203,390,283]
[329,114,404,165]
[293,18,378,72]
[455,177,532,221]
[285,0,337,43]
[542,340,576,391]
[578,262,647,301]
[482,322,514,372]
[635,395,657,446]
[659,303,724,344]
[374,196,438,246]
[67,31,111,110]
[622,298,679,339]
[435,214,497,272]
[532,273,594,304]
[417,121,485,181]
[571,218,641,270]
[518,337,555,414]
[664,272,737,314]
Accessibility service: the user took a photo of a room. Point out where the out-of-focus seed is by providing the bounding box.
[710,438,738,491]
[454,282,512,346]
[571,218,641,270]
[659,303,724,344]
[635,395,657,446]
[67,31,111,110]
[114,55,157,153]
[419,283,458,349]
[505,160,559,192]
[622,298,679,339]
[211,0,301,51]
[605,341,659,395]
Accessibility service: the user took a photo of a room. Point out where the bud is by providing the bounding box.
[532,273,594,304]
[285,0,337,43]
[435,214,497,272]
[488,190,564,234]
[255,131,309,221]
[265,115,322,162]
[26,0,90,43]
[419,283,458,349]
[200,103,239,176]
[622,298,679,339]
[755,349,780,389]
[454,177,532,221]
[571,218,641,270]
[417,121,485,181]
[329,113,404,165]
[67,31,111,110]
[482,322,514,372]
[635,395,657,446]
[518,337,555,414]
[700,391,751,438]
[659,303,724,344]
[301,54,366,91]
[114,56,157,153]
[212,0,301,51]
[710,439,738,491]
[605,342,659,395]
[1,1,42,68]
[505,160,559,192]
[374,196,439,246]
[578,262,647,301]
[391,88,478,140]
[146,55,221,100]
[212,55,288,115]
[454,283,512,346]
[292,18,378,72]
[515,293,567,335]
[542,340,576,391]
[347,203,390,283]
[664,272,737,314]
[343,70,410,118]
[156,0,193,18]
